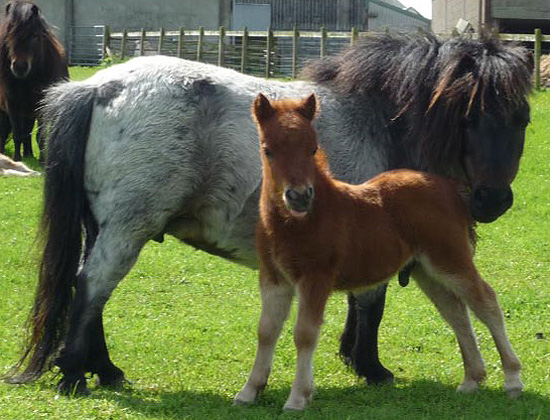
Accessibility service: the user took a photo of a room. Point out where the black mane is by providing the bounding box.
[302,32,533,172]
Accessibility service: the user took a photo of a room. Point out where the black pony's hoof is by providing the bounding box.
[365,367,394,386]
[96,368,128,389]
[57,375,91,396]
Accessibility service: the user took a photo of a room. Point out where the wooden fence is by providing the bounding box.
[103,27,549,89]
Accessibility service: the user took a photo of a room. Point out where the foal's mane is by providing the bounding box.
[302,32,533,172]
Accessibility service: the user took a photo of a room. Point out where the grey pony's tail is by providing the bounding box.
[4,81,97,383]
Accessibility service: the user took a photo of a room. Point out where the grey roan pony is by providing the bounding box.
[5,33,532,394]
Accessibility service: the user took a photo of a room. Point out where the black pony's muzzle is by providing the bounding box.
[10,59,31,79]
[471,186,513,223]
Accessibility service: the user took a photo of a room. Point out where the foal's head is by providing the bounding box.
[253,93,322,219]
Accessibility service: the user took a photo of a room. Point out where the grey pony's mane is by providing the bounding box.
[302,32,533,173]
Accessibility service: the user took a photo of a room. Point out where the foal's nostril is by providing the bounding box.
[285,189,300,202]
[305,186,314,199]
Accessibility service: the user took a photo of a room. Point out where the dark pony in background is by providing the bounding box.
[0,0,68,161]
[4,33,532,394]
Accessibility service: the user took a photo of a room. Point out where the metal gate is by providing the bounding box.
[69,26,106,66]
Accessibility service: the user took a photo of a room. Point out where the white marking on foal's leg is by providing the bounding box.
[234,281,294,406]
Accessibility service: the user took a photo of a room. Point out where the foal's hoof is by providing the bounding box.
[57,375,91,396]
[505,383,523,399]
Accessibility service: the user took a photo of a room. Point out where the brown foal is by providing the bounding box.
[234,93,522,410]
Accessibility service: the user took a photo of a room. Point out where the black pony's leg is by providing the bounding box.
[36,119,45,163]
[21,117,34,158]
[10,115,34,161]
[340,293,358,363]
[0,110,11,155]
[341,284,394,385]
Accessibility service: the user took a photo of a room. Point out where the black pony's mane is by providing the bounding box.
[302,32,533,172]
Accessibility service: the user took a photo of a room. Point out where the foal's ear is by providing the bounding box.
[297,94,317,121]
[5,3,11,15]
[253,93,274,122]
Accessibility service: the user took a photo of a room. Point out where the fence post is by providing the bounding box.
[266,26,273,78]
[197,26,204,62]
[350,27,358,46]
[534,28,542,90]
[320,26,327,58]
[241,26,249,74]
[218,26,225,67]
[178,27,185,58]
[139,28,145,56]
[292,26,299,79]
[158,27,165,54]
[120,28,127,60]
[102,25,110,60]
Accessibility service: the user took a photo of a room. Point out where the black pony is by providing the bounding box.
[303,32,532,384]
[4,33,532,394]
[0,0,68,161]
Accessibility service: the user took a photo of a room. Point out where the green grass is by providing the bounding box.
[0,69,548,419]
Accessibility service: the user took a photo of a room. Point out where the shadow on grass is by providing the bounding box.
[86,379,549,420]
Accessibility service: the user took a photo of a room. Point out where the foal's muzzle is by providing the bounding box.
[283,185,314,218]
[471,186,513,223]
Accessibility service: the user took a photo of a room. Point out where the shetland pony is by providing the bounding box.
[234,94,522,410]
[4,34,532,395]
[0,1,68,161]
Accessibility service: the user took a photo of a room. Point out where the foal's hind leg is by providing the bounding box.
[458,270,523,397]
[56,226,148,394]
[235,279,294,405]
[413,269,486,393]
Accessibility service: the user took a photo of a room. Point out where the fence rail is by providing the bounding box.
[73,26,549,89]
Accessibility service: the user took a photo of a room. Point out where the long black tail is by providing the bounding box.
[4,82,97,383]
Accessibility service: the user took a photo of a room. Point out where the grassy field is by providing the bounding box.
[0,67,548,419]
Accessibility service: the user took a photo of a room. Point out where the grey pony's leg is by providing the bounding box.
[340,285,394,385]
[55,224,150,394]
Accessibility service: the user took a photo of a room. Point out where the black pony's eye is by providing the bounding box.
[312,146,318,155]
[263,147,272,157]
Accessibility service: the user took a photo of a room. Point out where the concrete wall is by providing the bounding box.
[432,0,481,33]
[10,0,232,49]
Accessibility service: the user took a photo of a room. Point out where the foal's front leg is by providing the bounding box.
[234,279,294,405]
[284,278,332,411]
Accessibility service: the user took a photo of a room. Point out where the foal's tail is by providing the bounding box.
[4,82,97,383]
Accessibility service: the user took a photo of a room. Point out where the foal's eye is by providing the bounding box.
[263,147,273,158]
[311,146,318,156]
